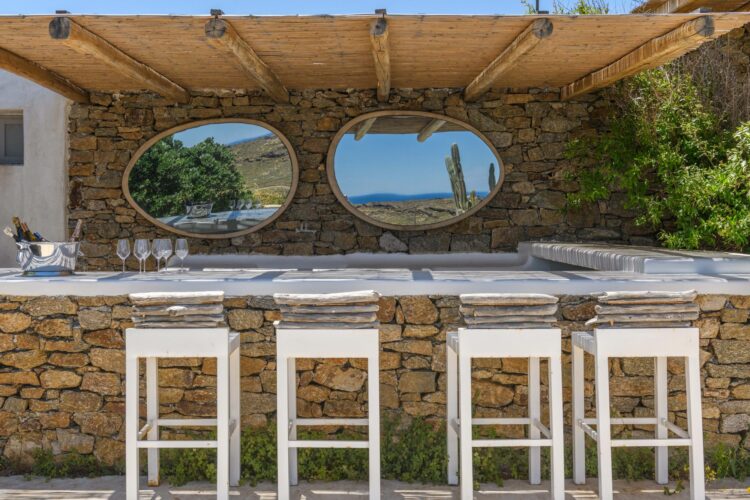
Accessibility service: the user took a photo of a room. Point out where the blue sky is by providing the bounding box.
[335,131,499,197]
[0,0,635,15]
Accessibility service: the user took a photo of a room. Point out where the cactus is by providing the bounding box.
[488,162,497,191]
[444,143,469,213]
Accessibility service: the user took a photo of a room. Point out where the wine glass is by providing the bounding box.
[151,239,161,272]
[134,239,150,273]
[116,239,130,273]
[157,239,173,272]
[175,239,189,272]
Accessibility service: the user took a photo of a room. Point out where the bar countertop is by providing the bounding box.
[1,268,748,296]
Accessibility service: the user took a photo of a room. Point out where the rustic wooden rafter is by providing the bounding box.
[204,17,289,103]
[354,117,377,141]
[48,17,189,103]
[417,119,446,142]
[561,15,715,100]
[736,1,750,10]
[369,17,391,102]
[0,46,89,102]
[463,18,553,102]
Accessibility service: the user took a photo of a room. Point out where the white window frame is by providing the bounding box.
[0,112,24,165]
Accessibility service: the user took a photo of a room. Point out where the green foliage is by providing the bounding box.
[567,68,750,251]
[28,450,116,478]
[552,0,609,14]
[130,136,251,217]
[520,0,609,14]
[19,424,750,488]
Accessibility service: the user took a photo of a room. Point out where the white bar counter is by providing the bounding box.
[0,268,748,296]
[3,247,749,296]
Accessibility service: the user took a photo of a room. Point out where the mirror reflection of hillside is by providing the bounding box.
[126,121,294,236]
[332,113,503,230]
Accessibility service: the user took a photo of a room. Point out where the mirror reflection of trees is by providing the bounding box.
[332,113,503,229]
[126,121,294,236]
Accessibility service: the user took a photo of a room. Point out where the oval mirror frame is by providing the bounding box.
[122,118,299,239]
[326,110,505,231]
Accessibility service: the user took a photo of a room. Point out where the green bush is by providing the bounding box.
[567,68,750,252]
[17,422,750,489]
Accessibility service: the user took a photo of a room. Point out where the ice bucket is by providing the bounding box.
[16,241,80,276]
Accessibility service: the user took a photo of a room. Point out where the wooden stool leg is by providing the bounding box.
[459,352,474,500]
[216,354,229,500]
[686,354,705,500]
[368,351,381,499]
[288,357,298,486]
[572,341,586,485]
[125,355,140,500]
[146,357,159,487]
[548,354,565,500]
[528,356,541,485]
[447,341,459,485]
[276,352,290,500]
[229,346,241,487]
[595,355,613,500]
[655,356,669,485]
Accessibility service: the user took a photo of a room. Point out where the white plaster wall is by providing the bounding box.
[0,70,69,267]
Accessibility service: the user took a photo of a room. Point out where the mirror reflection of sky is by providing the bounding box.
[174,123,270,147]
[335,131,501,200]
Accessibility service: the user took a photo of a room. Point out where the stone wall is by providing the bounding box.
[0,293,748,467]
[67,87,657,270]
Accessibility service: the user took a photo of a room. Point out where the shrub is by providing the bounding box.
[567,68,750,252]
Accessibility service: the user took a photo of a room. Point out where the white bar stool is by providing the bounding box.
[276,326,380,500]
[125,328,241,500]
[447,328,565,499]
[572,327,704,500]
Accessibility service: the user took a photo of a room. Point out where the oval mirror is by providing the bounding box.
[327,111,504,231]
[123,119,298,238]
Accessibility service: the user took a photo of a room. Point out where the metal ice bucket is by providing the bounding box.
[16,241,80,276]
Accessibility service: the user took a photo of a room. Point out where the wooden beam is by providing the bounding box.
[464,18,553,102]
[736,1,750,10]
[648,0,705,13]
[354,117,377,141]
[205,18,288,103]
[0,46,88,103]
[49,17,189,103]
[561,16,715,100]
[417,119,446,142]
[369,18,391,102]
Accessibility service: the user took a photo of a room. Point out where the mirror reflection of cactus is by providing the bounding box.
[445,143,473,214]
[489,163,497,191]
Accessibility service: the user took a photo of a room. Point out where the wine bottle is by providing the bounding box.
[70,220,83,242]
[12,216,24,241]
[21,222,35,242]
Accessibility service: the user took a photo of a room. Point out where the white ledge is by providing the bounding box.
[0,268,748,296]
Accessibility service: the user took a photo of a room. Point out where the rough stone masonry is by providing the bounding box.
[67,86,658,270]
[0,293,748,467]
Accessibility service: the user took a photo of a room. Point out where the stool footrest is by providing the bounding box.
[158,418,217,427]
[137,440,217,449]
[472,438,552,448]
[292,418,368,428]
[457,418,552,439]
[611,438,692,447]
[581,417,659,426]
[289,440,369,449]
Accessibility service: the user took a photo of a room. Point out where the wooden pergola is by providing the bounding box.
[0,12,748,105]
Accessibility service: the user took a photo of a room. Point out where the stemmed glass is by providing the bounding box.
[152,239,162,272]
[156,239,173,272]
[134,239,150,273]
[175,239,189,272]
[116,239,130,272]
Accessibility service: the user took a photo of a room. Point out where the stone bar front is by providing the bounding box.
[0,267,748,467]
